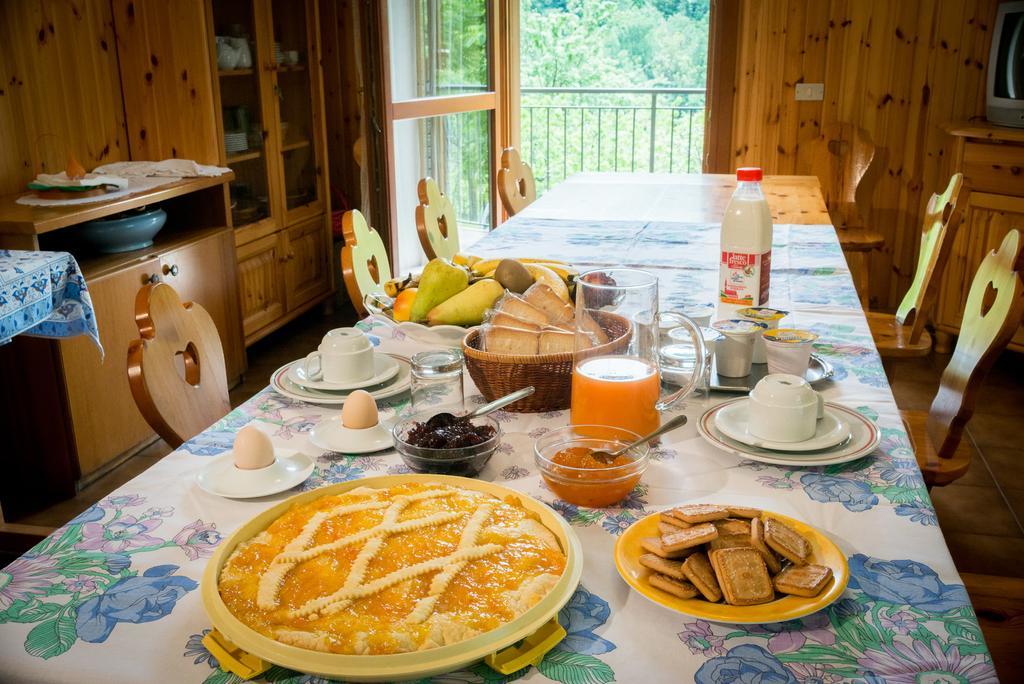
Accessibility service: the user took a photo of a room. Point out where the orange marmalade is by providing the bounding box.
[542,446,642,507]
[217,482,566,655]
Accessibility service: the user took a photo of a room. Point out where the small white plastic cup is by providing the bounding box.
[763,328,819,377]
[711,319,768,378]
[736,307,789,364]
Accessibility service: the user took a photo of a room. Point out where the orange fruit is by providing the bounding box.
[392,288,417,322]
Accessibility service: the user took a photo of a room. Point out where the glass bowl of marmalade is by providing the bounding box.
[534,425,649,507]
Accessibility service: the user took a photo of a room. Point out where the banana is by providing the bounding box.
[526,262,578,281]
[524,264,570,301]
[452,253,481,267]
[471,257,571,276]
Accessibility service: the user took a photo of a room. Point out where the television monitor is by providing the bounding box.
[988,1,1024,127]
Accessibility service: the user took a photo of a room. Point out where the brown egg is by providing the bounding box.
[342,390,379,429]
[233,425,275,470]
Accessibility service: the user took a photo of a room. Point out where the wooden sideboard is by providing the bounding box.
[936,122,1024,354]
[0,177,244,520]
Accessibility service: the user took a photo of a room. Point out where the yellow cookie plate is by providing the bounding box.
[201,475,583,681]
[614,509,848,624]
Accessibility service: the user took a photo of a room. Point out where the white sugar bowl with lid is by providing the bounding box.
[748,374,824,443]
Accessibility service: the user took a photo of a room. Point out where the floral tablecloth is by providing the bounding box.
[0,180,996,683]
[0,249,102,353]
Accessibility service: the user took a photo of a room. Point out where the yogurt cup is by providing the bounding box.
[660,326,724,392]
[736,307,789,364]
[762,328,820,376]
[711,319,768,378]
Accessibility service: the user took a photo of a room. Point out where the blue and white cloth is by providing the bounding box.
[0,250,102,354]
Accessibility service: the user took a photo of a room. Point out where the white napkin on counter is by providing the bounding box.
[93,159,231,178]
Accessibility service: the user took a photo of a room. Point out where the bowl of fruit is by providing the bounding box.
[364,254,578,347]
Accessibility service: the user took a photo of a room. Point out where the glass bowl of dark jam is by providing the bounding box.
[391,410,501,476]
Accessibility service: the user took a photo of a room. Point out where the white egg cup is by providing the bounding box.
[309,415,393,454]
[196,448,314,499]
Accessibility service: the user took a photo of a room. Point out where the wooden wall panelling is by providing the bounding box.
[728,0,1000,310]
[0,0,128,195]
[112,0,220,164]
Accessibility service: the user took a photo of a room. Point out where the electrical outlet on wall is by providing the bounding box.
[795,83,825,101]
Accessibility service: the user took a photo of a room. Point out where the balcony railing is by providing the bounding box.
[521,86,707,193]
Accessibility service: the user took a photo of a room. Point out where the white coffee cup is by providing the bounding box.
[748,374,824,443]
[711,319,768,378]
[304,328,374,383]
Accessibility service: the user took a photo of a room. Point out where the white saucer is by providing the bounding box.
[309,416,393,454]
[270,354,411,405]
[714,398,851,451]
[698,399,881,467]
[196,449,315,498]
[288,353,400,391]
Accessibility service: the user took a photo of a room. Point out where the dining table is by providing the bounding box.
[0,172,997,683]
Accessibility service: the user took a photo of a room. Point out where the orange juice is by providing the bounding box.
[570,356,661,436]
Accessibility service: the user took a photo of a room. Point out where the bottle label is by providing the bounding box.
[719,250,771,306]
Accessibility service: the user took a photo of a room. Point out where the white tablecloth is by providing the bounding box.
[0,178,996,683]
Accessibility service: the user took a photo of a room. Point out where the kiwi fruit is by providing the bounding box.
[494,259,534,293]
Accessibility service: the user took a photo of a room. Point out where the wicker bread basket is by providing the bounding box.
[462,311,632,413]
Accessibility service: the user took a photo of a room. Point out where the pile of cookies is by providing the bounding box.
[639,503,833,606]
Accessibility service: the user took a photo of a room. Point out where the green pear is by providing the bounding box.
[427,279,505,326]
[409,258,469,321]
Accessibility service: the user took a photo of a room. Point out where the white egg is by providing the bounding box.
[342,390,379,429]
[233,425,275,470]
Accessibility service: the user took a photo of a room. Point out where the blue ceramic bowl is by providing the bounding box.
[77,207,167,253]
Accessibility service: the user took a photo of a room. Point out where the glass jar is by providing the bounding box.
[410,349,465,414]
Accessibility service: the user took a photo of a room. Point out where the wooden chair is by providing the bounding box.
[901,229,1024,487]
[341,209,392,316]
[127,282,230,449]
[866,173,966,360]
[497,147,537,216]
[802,123,886,307]
[415,177,460,260]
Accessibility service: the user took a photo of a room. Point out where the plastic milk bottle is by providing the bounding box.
[719,167,773,308]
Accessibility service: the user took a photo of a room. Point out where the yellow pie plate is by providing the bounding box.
[614,509,848,624]
[201,474,583,681]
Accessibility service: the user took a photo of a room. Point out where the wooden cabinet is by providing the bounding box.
[285,216,332,310]
[61,260,161,477]
[209,0,334,344]
[237,232,287,336]
[937,123,1024,353]
[0,178,243,520]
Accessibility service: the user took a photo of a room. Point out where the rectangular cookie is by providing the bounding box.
[639,553,686,581]
[660,512,691,528]
[682,552,723,602]
[661,523,718,553]
[671,504,730,523]
[764,517,812,566]
[710,547,774,606]
[659,521,687,537]
[726,506,762,519]
[648,573,699,599]
[774,564,834,598]
[714,518,752,536]
[640,536,696,560]
[750,517,783,574]
[709,534,754,552]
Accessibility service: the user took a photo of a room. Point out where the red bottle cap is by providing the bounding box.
[736,167,763,181]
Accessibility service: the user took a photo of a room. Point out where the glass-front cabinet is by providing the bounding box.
[209,0,331,343]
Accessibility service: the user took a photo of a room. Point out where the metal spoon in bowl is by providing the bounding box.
[591,414,689,464]
[425,386,536,429]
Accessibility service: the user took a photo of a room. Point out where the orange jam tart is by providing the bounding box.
[217,482,566,655]
[542,446,642,508]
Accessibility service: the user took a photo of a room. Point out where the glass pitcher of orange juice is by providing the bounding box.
[570,269,706,436]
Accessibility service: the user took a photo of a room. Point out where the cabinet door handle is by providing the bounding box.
[163,264,180,277]
[146,273,161,285]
